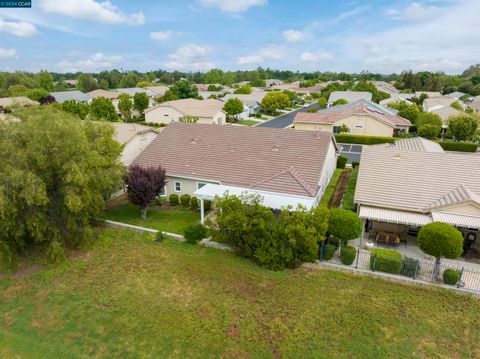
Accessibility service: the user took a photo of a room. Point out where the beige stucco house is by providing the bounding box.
[111,123,159,166]
[133,123,339,222]
[423,96,464,125]
[144,98,226,125]
[294,101,411,137]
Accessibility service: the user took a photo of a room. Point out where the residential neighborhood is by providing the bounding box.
[1,0,480,357]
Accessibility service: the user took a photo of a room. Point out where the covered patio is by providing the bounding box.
[193,183,316,224]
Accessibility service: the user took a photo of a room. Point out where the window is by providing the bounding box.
[197,182,207,190]
[174,181,182,192]
[333,125,341,134]
[159,186,166,197]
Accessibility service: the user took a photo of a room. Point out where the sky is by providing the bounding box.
[0,0,479,74]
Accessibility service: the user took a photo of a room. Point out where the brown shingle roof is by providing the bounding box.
[133,123,336,197]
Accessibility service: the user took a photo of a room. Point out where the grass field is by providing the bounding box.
[1,228,480,358]
[103,203,200,234]
[236,119,260,126]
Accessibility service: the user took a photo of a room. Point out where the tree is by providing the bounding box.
[450,101,463,111]
[61,100,90,120]
[118,93,132,121]
[90,97,117,121]
[417,222,463,280]
[133,92,150,116]
[77,73,98,92]
[119,72,142,88]
[332,99,348,106]
[24,88,49,102]
[136,81,153,88]
[250,79,266,87]
[39,95,56,105]
[234,85,252,94]
[7,84,28,97]
[389,101,421,124]
[416,112,443,138]
[35,71,54,91]
[282,90,299,105]
[447,115,478,140]
[223,98,244,120]
[328,208,362,249]
[126,165,166,220]
[155,90,178,103]
[207,84,223,91]
[179,116,199,123]
[170,80,198,99]
[318,97,328,109]
[0,107,123,266]
[417,124,441,139]
[260,91,290,114]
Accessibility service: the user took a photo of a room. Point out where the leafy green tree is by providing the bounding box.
[0,107,123,266]
[170,80,198,99]
[249,79,266,87]
[90,97,117,121]
[447,115,478,140]
[24,88,50,102]
[35,71,54,91]
[417,222,463,279]
[234,85,252,94]
[223,98,244,120]
[332,99,348,106]
[118,93,132,121]
[207,84,223,91]
[155,90,179,103]
[136,81,153,88]
[179,116,199,123]
[7,84,28,97]
[133,92,150,116]
[77,73,98,93]
[261,91,290,114]
[389,101,421,124]
[328,208,362,248]
[119,72,142,88]
[282,90,299,105]
[61,100,90,120]
[416,112,443,138]
[450,101,463,111]
[317,97,328,109]
[417,124,441,139]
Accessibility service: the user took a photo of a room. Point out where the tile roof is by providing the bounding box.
[294,103,411,128]
[376,137,444,153]
[0,96,39,107]
[50,90,92,103]
[145,98,225,118]
[133,122,336,197]
[87,89,119,99]
[111,123,159,145]
[328,91,372,103]
[355,146,480,213]
[220,93,266,107]
[427,185,480,211]
[114,88,148,97]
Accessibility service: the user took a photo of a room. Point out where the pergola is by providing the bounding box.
[193,184,316,224]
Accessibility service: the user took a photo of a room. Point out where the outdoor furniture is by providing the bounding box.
[399,232,408,248]
[376,231,400,249]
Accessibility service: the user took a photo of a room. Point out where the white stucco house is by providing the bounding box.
[111,123,159,166]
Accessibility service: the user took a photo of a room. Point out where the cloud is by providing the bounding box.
[237,45,286,64]
[165,45,214,70]
[386,2,440,22]
[200,0,266,12]
[300,51,333,63]
[0,18,39,37]
[0,48,17,59]
[39,0,145,25]
[56,53,122,72]
[282,29,305,43]
[150,31,178,41]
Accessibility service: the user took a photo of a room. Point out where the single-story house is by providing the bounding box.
[0,96,39,111]
[470,98,480,114]
[144,98,226,125]
[50,90,92,104]
[87,89,119,100]
[294,99,411,137]
[133,123,339,222]
[265,79,284,87]
[145,86,169,97]
[415,91,442,98]
[114,88,148,97]
[369,81,399,95]
[423,96,464,125]
[446,91,465,100]
[219,93,266,119]
[111,123,159,166]
[355,137,480,251]
[328,91,372,106]
[64,79,78,87]
[379,93,414,106]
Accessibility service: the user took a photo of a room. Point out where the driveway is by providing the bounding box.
[256,103,319,128]
[339,144,363,164]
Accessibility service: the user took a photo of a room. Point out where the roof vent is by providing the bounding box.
[393,153,404,160]
[229,146,235,152]
[272,145,280,152]
[190,138,198,144]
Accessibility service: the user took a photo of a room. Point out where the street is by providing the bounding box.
[256,103,319,128]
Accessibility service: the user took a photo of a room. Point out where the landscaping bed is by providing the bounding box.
[1,228,480,358]
[329,169,352,208]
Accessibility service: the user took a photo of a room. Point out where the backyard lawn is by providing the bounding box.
[103,203,200,234]
[1,228,480,358]
[236,119,259,126]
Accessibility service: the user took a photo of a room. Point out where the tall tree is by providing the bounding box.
[447,115,478,140]
[90,97,117,121]
[118,93,132,121]
[170,80,198,99]
[126,165,166,220]
[77,73,98,92]
[223,98,244,121]
[35,71,54,91]
[133,92,150,116]
[260,92,290,114]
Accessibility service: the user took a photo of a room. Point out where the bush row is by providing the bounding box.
[168,194,211,211]
[437,141,478,152]
[334,134,395,145]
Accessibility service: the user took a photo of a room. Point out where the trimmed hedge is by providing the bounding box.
[190,196,199,209]
[437,141,478,152]
[335,134,395,145]
[443,268,461,285]
[351,161,359,168]
[340,245,356,265]
[318,169,342,207]
[169,194,179,206]
[370,248,402,274]
[180,194,191,207]
[324,243,336,261]
[336,155,348,169]
[204,200,212,212]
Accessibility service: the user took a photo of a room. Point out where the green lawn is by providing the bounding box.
[236,119,259,126]
[103,203,200,234]
[343,166,359,211]
[1,228,480,358]
[318,169,342,207]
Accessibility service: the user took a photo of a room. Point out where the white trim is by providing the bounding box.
[174,181,182,193]
[167,173,222,184]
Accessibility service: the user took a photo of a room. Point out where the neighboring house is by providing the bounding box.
[88,89,121,114]
[145,86,169,97]
[111,123,159,166]
[133,123,339,221]
[295,85,324,95]
[376,136,444,153]
[415,91,442,97]
[195,84,211,91]
[328,91,373,106]
[64,79,78,87]
[369,81,399,95]
[50,90,92,104]
[144,98,226,125]
[219,93,266,119]
[294,99,411,137]
[0,96,39,111]
[423,96,464,125]
[379,93,414,106]
[114,87,150,97]
[446,91,465,100]
[355,138,480,249]
[265,79,284,87]
[470,98,480,114]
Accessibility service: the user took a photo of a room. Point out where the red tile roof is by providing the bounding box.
[294,104,411,128]
[133,123,336,197]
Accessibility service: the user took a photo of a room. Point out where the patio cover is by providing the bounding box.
[359,206,432,226]
[432,212,480,230]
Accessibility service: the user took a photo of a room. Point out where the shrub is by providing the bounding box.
[180,194,191,207]
[437,141,478,152]
[443,268,461,285]
[328,208,362,244]
[323,243,336,260]
[155,231,167,243]
[370,248,402,274]
[154,196,166,206]
[190,196,199,209]
[204,200,212,212]
[401,257,418,278]
[336,155,348,169]
[169,194,179,206]
[340,246,356,265]
[184,223,207,244]
[334,134,395,145]
[351,161,359,168]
